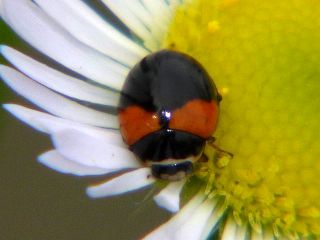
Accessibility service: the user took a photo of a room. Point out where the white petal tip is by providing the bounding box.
[153,180,185,213]
[3,104,24,118]
[0,63,6,72]
[38,150,111,176]
[154,194,179,213]
[38,152,57,168]
[0,64,12,81]
[86,184,116,198]
[85,168,155,198]
[2,103,12,110]
[1,45,15,60]
[2,104,50,133]
[0,44,8,53]
[0,2,3,18]
[86,187,100,198]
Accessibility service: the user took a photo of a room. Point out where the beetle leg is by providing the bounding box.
[207,137,234,158]
[198,153,209,162]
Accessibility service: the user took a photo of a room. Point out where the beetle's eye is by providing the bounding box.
[217,93,223,102]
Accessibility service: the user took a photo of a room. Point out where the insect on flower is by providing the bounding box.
[119,50,229,181]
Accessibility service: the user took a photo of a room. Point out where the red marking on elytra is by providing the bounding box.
[169,99,219,138]
[119,99,219,145]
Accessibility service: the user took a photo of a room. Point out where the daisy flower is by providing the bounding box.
[1,0,320,240]
[1,0,179,199]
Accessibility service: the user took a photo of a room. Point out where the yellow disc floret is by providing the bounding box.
[164,0,320,237]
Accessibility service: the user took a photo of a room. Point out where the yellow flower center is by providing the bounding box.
[163,0,320,237]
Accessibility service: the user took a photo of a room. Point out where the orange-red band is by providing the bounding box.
[169,99,219,138]
[119,106,161,145]
[119,100,219,145]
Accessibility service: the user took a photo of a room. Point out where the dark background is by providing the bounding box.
[0,12,169,240]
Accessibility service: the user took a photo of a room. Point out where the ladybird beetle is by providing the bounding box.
[118,50,222,181]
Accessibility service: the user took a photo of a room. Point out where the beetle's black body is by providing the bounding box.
[118,50,221,180]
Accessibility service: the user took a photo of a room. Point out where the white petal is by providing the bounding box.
[235,224,248,240]
[86,168,154,198]
[143,193,205,240]
[175,199,216,240]
[249,227,275,240]
[168,0,181,9]
[38,150,112,176]
[200,201,228,240]
[101,0,158,51]
[52,129,139,170]
[5,104,130,173]
[142,1,170,15]
[251,230,264,240]
[153,180,185,213]
[3,104,122,146]
[262,231,276,240]
[0,0,3,16]
[126,1,167,42]
[4,103,75,133]
[34,0,147,67]
[126,1,154,29]
[221,217,238,240]
[0,66,118,128]
[1,0,127,89]
[141,0,171,25]
[1,46,119,106]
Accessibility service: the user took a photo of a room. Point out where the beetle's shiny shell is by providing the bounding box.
[118,50,221,179]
